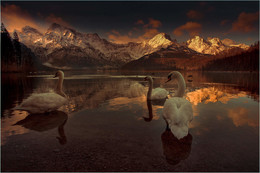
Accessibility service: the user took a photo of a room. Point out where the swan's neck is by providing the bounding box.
[147,77,153,100]
[172,71,186,97]
[56,75,66,97]
[56,75,63,91]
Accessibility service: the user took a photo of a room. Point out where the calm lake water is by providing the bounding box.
[1,70,259,172]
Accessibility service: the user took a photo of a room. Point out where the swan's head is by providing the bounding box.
[144,76,153,81]
[54,70,64,78]
[165,71,183,83]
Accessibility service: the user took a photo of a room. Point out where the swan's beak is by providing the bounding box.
[144,77,148,81]
[165,78,171,83]
[53,73,58,78]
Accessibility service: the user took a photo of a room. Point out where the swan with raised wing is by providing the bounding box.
[163,71,193,140]
[144,76,169,100]
[13,70,68,114]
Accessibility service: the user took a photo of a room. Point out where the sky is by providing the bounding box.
[1,1,259,45]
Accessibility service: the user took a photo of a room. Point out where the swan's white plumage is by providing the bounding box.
[162,71,193,140]
[163,98,193,139]
[151,88,169,100]
[145,76,169,100]
[15,93,68,114]
[127,83,146,98]
[14,70,68,114]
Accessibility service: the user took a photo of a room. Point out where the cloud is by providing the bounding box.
[144,18,162,28]
[220,19,230,26]
[108,32,143,44]
[173,22,202,37]
[228,107,258,127]
[1,4,72,33]
[1,4,42,32]
[108,28,160,44]
[45,14,72,28]
[221,38,236,46]
[108,18,161,44]
[231,11,259,32]
[135,19,144,25]
[187,10,203,19]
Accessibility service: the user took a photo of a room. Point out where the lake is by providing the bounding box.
[1,70,259,172]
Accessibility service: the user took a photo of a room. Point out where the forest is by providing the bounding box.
[1,23,40,73]
[202,42,259,71]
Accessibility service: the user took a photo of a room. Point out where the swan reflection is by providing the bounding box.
[143,100,153,122]
[13,110,68,145]
[58,80,147,113]
[161,129,192,165]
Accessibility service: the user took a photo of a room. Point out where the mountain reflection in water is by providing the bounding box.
[1,71,259,172]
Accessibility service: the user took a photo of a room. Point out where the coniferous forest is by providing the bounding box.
[1,23,40,73]
[202,42,259,71]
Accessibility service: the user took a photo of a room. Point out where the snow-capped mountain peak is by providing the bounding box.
[187,35,248,55]
[147,33,174,48]
[207,37,223,46]
[15,23,250,69]
[187,35,211,53]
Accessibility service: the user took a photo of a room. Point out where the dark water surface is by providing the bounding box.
[1,71,259,172]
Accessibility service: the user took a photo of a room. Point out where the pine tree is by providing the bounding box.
[13,31,22,66]
[1,23,15,70]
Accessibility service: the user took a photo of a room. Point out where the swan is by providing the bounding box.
[163,71,193,140]
[13,70,68,114]
[144,76,169,100]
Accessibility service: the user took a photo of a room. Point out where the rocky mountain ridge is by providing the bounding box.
[15,23,249,69]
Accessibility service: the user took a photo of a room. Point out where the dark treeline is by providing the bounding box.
[202,42,259,71]
[1,23,40,73]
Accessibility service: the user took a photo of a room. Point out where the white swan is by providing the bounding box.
[13,70,68,114]
[163,71,193,140]
[144,76,169,100]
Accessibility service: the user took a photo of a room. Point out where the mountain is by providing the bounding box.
[15,23,250,70]
[122,43,210,70]
[146,33,175,48]
[17,23,181,69]
[187,36,249,55]
[203,42,259,71]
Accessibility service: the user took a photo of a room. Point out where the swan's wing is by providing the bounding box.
[152,88,169,100]
[18,93,67,113]
[178,98,193,123]
[162,98,179,123]
[127,83,146,98]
